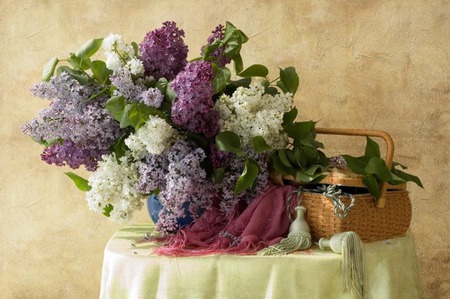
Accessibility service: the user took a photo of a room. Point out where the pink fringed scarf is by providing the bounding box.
[153,184,298,256]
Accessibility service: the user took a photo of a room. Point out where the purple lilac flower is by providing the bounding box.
[210,143,233,169]
[139,21,188,80]
[30,81,57,99]
[170,60,219,138]
[329,155,347,168]
[201,24,231,67]
[137,153,169,194]
[22,72,123,171]
[110,67,164,108]
[41,139,108,171]
[110,67,146,100]
[143,140,217,233]
[217,150,269,216]
[139,87,164,108]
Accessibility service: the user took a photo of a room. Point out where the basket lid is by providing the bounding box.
[320,167,406,190]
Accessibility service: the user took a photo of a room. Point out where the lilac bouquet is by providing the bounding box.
[23,22,329,233]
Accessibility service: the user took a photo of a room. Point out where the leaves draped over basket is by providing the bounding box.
[342,136,423,200]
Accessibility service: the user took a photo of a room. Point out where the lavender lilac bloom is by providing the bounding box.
[209,143,233,169]
[22,72,122,171]
[217,149,269,216]
[139,21,188,81]
[137,153,169,194]
[201,24,231,67]
[109,67,146,100]
[140,87,164,108]
[110,67,164,108]
[171,60,220,138]
[159,141,216,231]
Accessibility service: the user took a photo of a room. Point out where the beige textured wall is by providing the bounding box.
[1,0,449,298]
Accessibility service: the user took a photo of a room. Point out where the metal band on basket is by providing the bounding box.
[287,185,356,222]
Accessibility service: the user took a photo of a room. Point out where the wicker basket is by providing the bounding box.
[294,128,412,242]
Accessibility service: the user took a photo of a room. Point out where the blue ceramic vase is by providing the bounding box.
[146,194,198,228]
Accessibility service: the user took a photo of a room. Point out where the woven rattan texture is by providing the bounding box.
[301,190,411,242]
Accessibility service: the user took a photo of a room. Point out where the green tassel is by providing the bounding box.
[319,231,365,299]
[258,230,311,256]
[258,206,312,256]
[342,232,364,298]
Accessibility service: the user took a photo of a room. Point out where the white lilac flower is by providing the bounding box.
[127,58,145,76]
[125,115,179,159]
[103,33,137,72]
[105,52,122,73]
[86,152,144,223]
[102,34,124,51]
[214,82,293,149]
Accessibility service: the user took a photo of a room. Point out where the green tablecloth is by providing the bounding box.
[100,224,422,299]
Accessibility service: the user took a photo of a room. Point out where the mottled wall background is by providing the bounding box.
[1,0,448,298]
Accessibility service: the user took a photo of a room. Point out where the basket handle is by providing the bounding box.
[315,127,395,208]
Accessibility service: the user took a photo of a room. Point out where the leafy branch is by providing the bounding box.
[342,136,423,200]
[42,38,112,88]
[270,113,329,184]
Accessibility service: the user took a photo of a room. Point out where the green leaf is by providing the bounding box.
[65,172,91,192]
[235,159,260,194]
[156,77,177,102]
[111,134,128,163]
[278,149,293,168]
[214,168,225,184]
[42,57,59,81]
[223,21,238,42]
[215,131,244,157]
[212,65,231,94]
[286,149,301,168]
[297,148,309,168]
[282,107,298,127]
[277,80,288,93]
[238,64,269,77]
[271,153,295,176]
[391,167,424,188]
[303,164,324,176]
[128,102,168,130]
[68,53,91,70]
[128,105,150,130]
[365,157,393,182]
[233,54,244,74]
[278,67,299,95]
[91,60,112,84]
[365,136,381,158]
[105,96,131,128]
[223,21,249,44]
[222,21,248,59]
[229,77,251,88]
[76,38,103,59]
[56,66,90,85]
[284,120,316,141]
[362,175,381,200]
[202,39,220,59]
[103,204,113,217]
[265,86,279,96]
[342,155,371,175]
[252,136,271,153]
[303,145,320,162]
[295,170,326,183]
[131,42,139,57]
[318,150,330,167]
